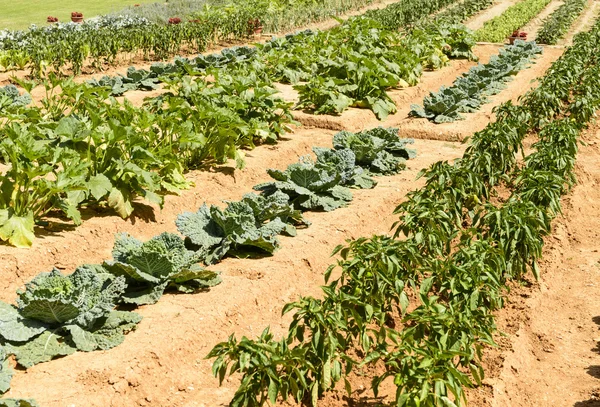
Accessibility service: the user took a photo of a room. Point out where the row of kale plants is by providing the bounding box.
[411,40,542,123]
[0,5,483,248]
[207,16,600,407]
[0,126,416,406]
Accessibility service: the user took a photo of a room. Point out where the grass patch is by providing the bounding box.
[0,0,159,30]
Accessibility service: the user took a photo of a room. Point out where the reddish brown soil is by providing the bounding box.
[3,6,600,407]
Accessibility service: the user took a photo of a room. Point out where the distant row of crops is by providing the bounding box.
[0,0,492,248]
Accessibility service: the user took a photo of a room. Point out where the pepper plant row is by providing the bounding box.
[207,17,600,407]
[536,0,588,44]
[475,0,551,43]
[0,126,416,405]
[410,40,542,123]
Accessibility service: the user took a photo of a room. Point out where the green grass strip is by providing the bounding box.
[475,0,552,42]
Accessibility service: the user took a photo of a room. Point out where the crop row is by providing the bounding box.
[207,16,600,407]
[536,0,588,44]
[84,0,495,100]
[475,0,551,43]
[0,5,482,248]
[410,40,542,123]
[0,70,297,248]
[0,126,416,405]
[0,0,381,77]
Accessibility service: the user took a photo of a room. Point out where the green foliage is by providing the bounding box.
[0,398,39,407]
[475,0,552,42]
[209,18,600,407]
[332,127,416,175]
[411,41,542,122]
[255,161,354,212]
[0,347,13,395]
[536,0,587,44]
[259,16,476,120]
[104,232,221,304]
[176,200,292,264]
[429,0,494,25]
[88,67,161,96]
[0,0,376,76]
[0,85,31,108]
[0,266,141,368]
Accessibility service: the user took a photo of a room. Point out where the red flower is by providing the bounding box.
[168,17,182,25]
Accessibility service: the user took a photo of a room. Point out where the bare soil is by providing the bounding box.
[3,4,600,407]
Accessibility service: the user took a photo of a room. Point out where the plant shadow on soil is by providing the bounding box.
[573,317,600,407]
[340,395,388,407]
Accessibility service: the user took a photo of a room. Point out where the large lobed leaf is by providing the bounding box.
[104,232,221,304]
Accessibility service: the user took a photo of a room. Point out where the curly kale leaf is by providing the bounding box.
[333,127,416,174]
[239,191,310,233]
[0,85,31,107]
[16,266,126,329]
[0,346,13,394]
[104,232,220,304]
[313,147,376,189]
[254,162,353,211]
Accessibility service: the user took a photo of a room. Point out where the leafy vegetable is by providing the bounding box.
[333,127,416,174]
[177,192,307,264]
[475,0,552,43]
[411,41,542,122]
[0,85,31,108]
[0,266,140,367]
[254,161,353,212]
[104,232,221,304]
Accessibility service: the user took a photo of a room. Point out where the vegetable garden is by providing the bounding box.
[0,0,599,405]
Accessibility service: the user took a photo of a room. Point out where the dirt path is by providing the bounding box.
[462,122,600,407]
[521,0,565,40]
[465,0,522,31]
[560,0,600,45]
